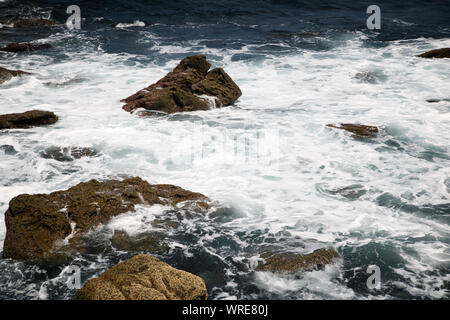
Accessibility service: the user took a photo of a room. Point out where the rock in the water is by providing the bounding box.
[11,18,59,28]
[3,177,208,261]
[255,248,340,273]
[326,123,379,137]
[77,254,208,300]
[121,55,242,114]
[110,230,167,254]
[0,66,31,84]
[0,42,52,52]
[418,48,450,59]
[40,146,98,162]
[0,145,18,155]
[0,110,57,129]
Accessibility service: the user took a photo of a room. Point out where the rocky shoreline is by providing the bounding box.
[1,18,449,299]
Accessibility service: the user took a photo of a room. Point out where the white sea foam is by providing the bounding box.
[115,20,145,28]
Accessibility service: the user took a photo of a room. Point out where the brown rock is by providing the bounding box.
[0,66,31,84]
[11,18,59,28]
[0,42,52,52]
[3,177,208,261]
[121,55,241,114]
[326,123,379,137]
[0,110,57,129]
[255,248,340,273]
[418,48,450,59]
[192,68,242,107]
[77,254,208,300]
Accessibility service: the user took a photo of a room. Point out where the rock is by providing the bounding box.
[40,146,98,162]
[0,66,31,84]
[121,55,241,114]
[11,18,59,28]
[110,230,167,254]
[255,248,340,273]
[0,110,57,129]
[0,145,18,155]
[77,254,208,300]
[0,42,52,52]
[3,177,208,261]
[418,48,450,59]
[326,123,379,137]
[426,98,450,103]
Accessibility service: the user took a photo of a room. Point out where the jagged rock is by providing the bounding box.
[255,248,340,273]
[0,110,57,129]
[0,66,31,84]
[418,48,450,59]
[121,55,241,114]
[326,123,379,137]
[77,254,208,300]
[11,18,59,28]
[0,42,52,52]
[3,177,208,261]
[40,146,98,162]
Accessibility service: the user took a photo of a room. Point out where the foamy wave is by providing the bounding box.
[115,20,145,28]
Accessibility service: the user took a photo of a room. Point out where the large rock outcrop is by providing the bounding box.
[0,66,31,84]
[0,110,57,129]
[0,42,52,53]
[255,248,340,273]
[77,254,208,300]
[3,177,208,261]
[418,48,450,59]
[121,55,242,114]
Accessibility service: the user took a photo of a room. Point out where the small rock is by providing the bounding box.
[326,123,379,137]
[0,66,31,84]
[77,254,208,300]
[255,248,340,273]
[0,42,52,52]
[0,110,57,129]
[11,18,59,28]
[417,48,450,59]
[40,146,98,162]
[0,145,18,155]
[110,230,167,254]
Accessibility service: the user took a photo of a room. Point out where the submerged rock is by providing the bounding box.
[40,146,98,162]
[0,145,18,155]
[255,248,340,273]
[77,254,208,300]
[0,42,52,52]
[3,177,208,261]
[110,230,168,254]
[326,123,379,137]
[0,110,57,129]
[121,55,242,114]
[418,48,450,59]
[11,18,59,28]
[0,66,31,84]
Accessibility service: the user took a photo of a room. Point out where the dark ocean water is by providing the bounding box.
[0,0,449,300]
